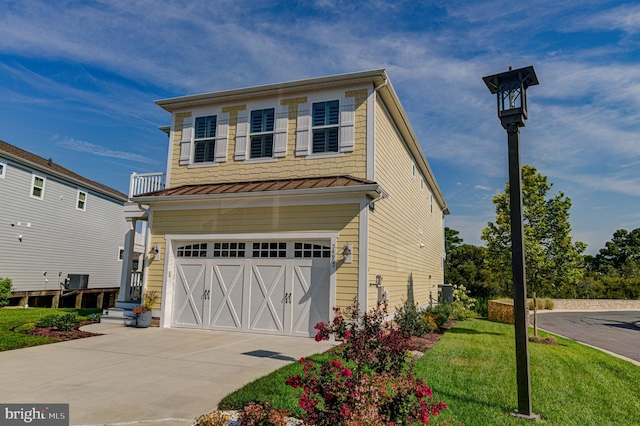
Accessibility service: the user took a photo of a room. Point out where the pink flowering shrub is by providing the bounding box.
[237,401,291,426]
[286,358,448,425]
[314,301,410,374]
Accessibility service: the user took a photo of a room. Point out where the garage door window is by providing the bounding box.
[253,242,287,258]
[295,242,331,258]
[177,244,208,258]
[213,242,246,258]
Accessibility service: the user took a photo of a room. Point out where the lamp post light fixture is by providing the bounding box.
[483,65,540,420]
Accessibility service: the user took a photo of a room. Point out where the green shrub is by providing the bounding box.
[473,297,490,317]
[426,304,452,330]
[543,298,554,310]
[394,299,430,337]
[527,298,546,310]
[451,303,477,321]
[55,312,80,331]
[36,314,61,328]
[0,277,12,307]
[35,312,80,331]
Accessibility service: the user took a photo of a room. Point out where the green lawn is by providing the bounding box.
[219,319,640,425]
[0,307,102,351]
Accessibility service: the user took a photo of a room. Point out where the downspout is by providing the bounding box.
[367,186,389,210]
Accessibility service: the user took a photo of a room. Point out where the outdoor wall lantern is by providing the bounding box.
[342,244,353,263]
[483,65,540,420]
[150,244,160,260]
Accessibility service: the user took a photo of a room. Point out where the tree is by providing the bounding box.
[481,165,586,299]
[0,277,11,307]
[446,244,497,298]
[592,228,640,277]
[445,227,463,256]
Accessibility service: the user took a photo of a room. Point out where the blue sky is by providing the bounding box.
[1,0,639,255]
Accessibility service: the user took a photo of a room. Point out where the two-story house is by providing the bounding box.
[0,140,129,308]
[119,70,449,337]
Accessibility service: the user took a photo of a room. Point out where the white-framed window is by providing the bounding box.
[252,242,287,258]
[118,247,125,261]
[31,174,45,199]
[177,243,208,258]
[294,242,331,258]
[295,96,353,157]
[430,193,433,215]
[213,242,246,258]
[250,108,275,158]
[76,190,87,211]
[312,100,340,153]
[412,163,416,179]
[194,115,217,163]
[0,162,6,179]
[420,177,424,191]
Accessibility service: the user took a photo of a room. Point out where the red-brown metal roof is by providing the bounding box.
[135,175,377,198]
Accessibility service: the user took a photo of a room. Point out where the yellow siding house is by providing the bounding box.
[122,70,449,337]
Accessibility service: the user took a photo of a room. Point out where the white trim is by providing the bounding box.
[76,189,87,211]
[243,157,278,165]
[165,231,338,242]
[140,191,373,212]
[30,174,45,200]
[367,88,375,181]
[358,199,369,310]
[118,246,125,261]
[0,161,6,179]
[304,152,344,160]
[187,162,219,169]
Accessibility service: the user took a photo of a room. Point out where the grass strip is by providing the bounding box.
[218,318,640,425]
[0,307,101,351]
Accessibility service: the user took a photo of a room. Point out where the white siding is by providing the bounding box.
[0,158,128,291]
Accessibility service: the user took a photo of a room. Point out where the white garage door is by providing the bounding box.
[171,241,331,337]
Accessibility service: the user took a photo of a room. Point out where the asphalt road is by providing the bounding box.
[533,311,640,363]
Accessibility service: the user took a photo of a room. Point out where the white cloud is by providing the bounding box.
[474,185,492,191]
[56,137,159,164]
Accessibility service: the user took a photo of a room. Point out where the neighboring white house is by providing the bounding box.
[0,140,129,308]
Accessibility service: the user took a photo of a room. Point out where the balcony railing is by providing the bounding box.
[129,172,166,198]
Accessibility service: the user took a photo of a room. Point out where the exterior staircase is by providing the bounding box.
[100,302,139,326]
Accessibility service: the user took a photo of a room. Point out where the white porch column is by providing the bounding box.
[118,218,137,303]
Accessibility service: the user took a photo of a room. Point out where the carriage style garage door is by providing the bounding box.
[171,241,331,337]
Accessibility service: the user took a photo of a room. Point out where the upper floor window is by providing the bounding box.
[312,100,339,153]
[31,175,45,199]
[0,162,6,178]
[250,108,274,158]
[194,115,217,163]
[76,190,87,211]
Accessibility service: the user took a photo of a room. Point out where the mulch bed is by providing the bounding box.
[405,320,456,352]
[18,320,101,341]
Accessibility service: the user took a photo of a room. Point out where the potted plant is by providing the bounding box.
[133,290,158,328]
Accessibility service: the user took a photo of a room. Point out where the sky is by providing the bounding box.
[1,0,639,255]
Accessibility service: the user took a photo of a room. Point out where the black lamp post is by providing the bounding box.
[482,66,540,420]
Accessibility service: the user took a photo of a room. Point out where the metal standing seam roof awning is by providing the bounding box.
[131,175,387,203]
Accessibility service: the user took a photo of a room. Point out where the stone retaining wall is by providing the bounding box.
[549,299,640,311]
[488,299,640,324]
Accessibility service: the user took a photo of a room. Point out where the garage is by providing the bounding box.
[169,240,332,337]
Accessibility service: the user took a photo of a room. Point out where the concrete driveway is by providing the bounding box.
[534,310,640,364]
[0,324,334,425]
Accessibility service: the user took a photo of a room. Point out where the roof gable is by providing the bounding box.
[0,139,127,201]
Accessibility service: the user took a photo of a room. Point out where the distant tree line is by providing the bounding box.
[445,166,640,300]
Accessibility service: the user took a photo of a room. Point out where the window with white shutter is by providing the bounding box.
[194,115,217,163]
[250,108,275,158]
[312,100,339,153]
